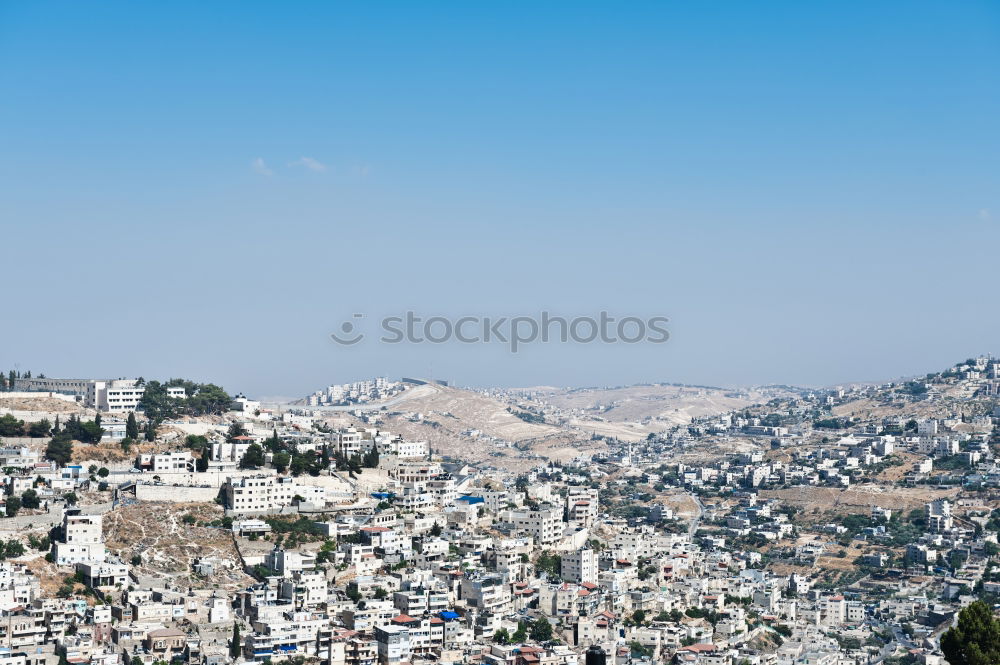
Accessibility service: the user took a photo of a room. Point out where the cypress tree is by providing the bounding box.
[230,623,241,658]
[126,412,139,440]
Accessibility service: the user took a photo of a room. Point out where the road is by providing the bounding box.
[688,493,706,537]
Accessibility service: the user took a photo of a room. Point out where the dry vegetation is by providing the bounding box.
[104,502,253,591]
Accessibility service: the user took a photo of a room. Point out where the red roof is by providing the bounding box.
[680,644,717,653]
[391,614,417,624]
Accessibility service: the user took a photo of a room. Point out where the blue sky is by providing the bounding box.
[1,2,998,397]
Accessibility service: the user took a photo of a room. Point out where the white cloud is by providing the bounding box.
[352,164,372,177]
[251,157,273,176]
[290,156,327,172]
[979,208,991,221]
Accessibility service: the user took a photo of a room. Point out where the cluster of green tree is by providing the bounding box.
[685,606,721,625]
[652,609,684,623]
[813,417,850,430]
[62,414,104,443]
[139,379,231,422]
[535,551,562,578]
[900,381,929,396]
[1,369,40,391]
[0,414,53,437]
[493,617,552,644]
[0,539,25,560]
[236,425,379,477]
[332,447,379,475]
[263,516,326,544]
[508,408,545,424]
[934,454,972,471]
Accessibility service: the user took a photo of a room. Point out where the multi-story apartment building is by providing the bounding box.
[136,451,195,473]
[459,575,513,616]
[374,625,410,665]
[331,428,366,456]
[566,487,599,528]
[507,505,563,546]
[224,475,326,515]
[52,511,106,565]
[562,548,598,585]
[926,499,953,532]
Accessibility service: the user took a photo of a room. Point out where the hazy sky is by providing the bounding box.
[2,2,998,397]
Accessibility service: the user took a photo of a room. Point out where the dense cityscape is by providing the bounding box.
[0,357,997,665]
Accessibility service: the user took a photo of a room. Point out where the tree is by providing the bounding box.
[64,492,78,506]
[272,452,291,473]
[430,522,443,538]
[493,628,510,644]
[363,445,380,468]
[942,599,1000,665]
[290,454,310,476]
[230,623,242,659]
[4,497,21,517]
[27,419,51,438]
[145,420,157,442]
[530,617,553,642]
[226,422,248,443]
[21,489,40,509]
[126,412,140,440]
[240,443,265,469]
[264,429,283,453]
[97,467,110,478]
[79,420,103,444]
[0,414,24,436]
[46,434,73,465]
[511,622,527,643]
[1,540,24,559]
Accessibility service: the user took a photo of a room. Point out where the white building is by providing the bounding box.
[224,475,326,514]
[507,505,563,546]
[52,512,106,565]
[136,451,195,473]
[562,548,598,584]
